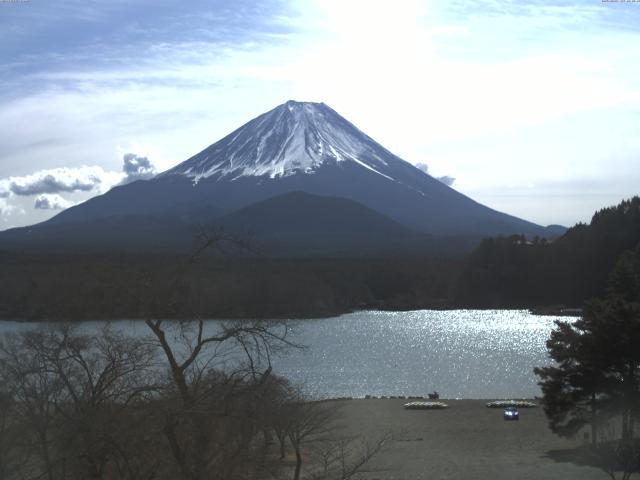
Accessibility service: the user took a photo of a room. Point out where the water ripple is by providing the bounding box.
[0,310,565,399]
[274,309,563,399]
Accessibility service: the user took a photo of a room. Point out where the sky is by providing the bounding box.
[1,0,639,229]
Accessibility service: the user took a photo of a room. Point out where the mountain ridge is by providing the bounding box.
[0,100,563,253]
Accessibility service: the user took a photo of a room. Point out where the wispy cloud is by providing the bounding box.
[437,176,456,187]
[0,0,639,229]
[34,193,77,210]
[415,162,456,187]
[0,198,13,214]
[1,0,297,96]
[0,198,24,223]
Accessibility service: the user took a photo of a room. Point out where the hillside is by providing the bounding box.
[456,196,640,307]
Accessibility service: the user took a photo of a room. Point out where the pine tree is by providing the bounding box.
[535,245,640,445]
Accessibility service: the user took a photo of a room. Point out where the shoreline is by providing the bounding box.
[0,306,577,323]
[332,398,605,480]
[316,396,540,402]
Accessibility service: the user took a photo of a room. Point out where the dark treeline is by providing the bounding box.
[0,252,461,320]
[456,196,640,308]
[2,196,639,320]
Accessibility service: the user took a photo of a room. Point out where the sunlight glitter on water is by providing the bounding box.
[273,310,564,399]
[0,310,568,399]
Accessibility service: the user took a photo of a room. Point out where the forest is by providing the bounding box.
[456,196,640,308]
[0,253,460,320]
[0,196,638,320]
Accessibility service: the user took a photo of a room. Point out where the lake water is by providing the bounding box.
[0,310,565,399]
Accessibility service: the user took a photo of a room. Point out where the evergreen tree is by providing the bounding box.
[458,196,640,308]
[535,245,640,445]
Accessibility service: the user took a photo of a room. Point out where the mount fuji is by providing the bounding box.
[0,101,560,254]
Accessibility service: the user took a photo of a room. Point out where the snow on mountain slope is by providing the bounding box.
[163,100,403,183]
[18,99,552,239]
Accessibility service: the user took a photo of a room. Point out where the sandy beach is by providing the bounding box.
[331,399,607,480]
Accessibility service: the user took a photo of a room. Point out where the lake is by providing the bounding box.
[0,310,565,399]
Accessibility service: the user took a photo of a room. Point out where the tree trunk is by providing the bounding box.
[591,392,597,446]
[275,431,286,460]
[262,428,273,448]
[280,439,286,461]
[163,418,194,480]
[293,446,302,480]
[38,430,55,480]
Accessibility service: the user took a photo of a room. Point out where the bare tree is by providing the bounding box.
[0,230,387,480]
[286,399,339,480]
[309,433,389,480]
[279,395,389,480]
[0,329,65,480]
[0,325,159,480]
[143,317,295,480]
[0,382,29,480]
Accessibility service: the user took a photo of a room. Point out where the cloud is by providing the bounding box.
[11,173,95,196]
[0,0,638,230]
[0,197,24,223]
[0,155,158,199]
[34,193,77,210]
[0,154,159,227]
[414,162,456,186]
[415,162,429,174]
[0,165,123,225]
[2,166,121,196]
[0,155,157,223]
[437,176,456,187]
[0,198,12,214]
[122,153,156,183]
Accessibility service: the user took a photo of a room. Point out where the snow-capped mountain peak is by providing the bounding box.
[164,100,406,183]
[17,100,549,240]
